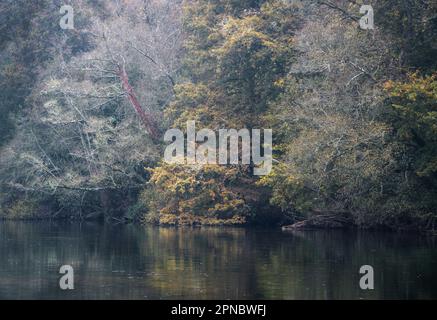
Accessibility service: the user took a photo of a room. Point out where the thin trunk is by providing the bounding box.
[118,65,160,140]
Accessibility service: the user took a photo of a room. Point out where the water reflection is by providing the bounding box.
[0,221,436,299]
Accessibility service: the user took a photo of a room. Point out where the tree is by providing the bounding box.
[0,0,94,145]
[0,0,182,220]
[143,0,301,225]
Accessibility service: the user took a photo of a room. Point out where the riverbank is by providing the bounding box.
[1,211,436,236]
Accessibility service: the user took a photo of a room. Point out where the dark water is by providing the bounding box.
[0,221,436,300]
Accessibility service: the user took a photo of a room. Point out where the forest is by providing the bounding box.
[0,0,436,233]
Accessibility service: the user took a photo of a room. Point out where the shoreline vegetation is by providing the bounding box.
[1,1,436,234]
[1,210,436,236]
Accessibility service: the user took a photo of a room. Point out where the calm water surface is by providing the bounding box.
[0,221,436,299]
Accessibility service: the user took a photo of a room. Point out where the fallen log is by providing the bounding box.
[282,212,354,231]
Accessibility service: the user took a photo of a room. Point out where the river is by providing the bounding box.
[0,221,436,299]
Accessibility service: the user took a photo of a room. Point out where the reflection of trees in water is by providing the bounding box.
[0,222,436,299]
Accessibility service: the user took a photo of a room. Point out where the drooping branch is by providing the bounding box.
[129,44,176,87]
[8,182,144,193]
[317,1,360,22]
